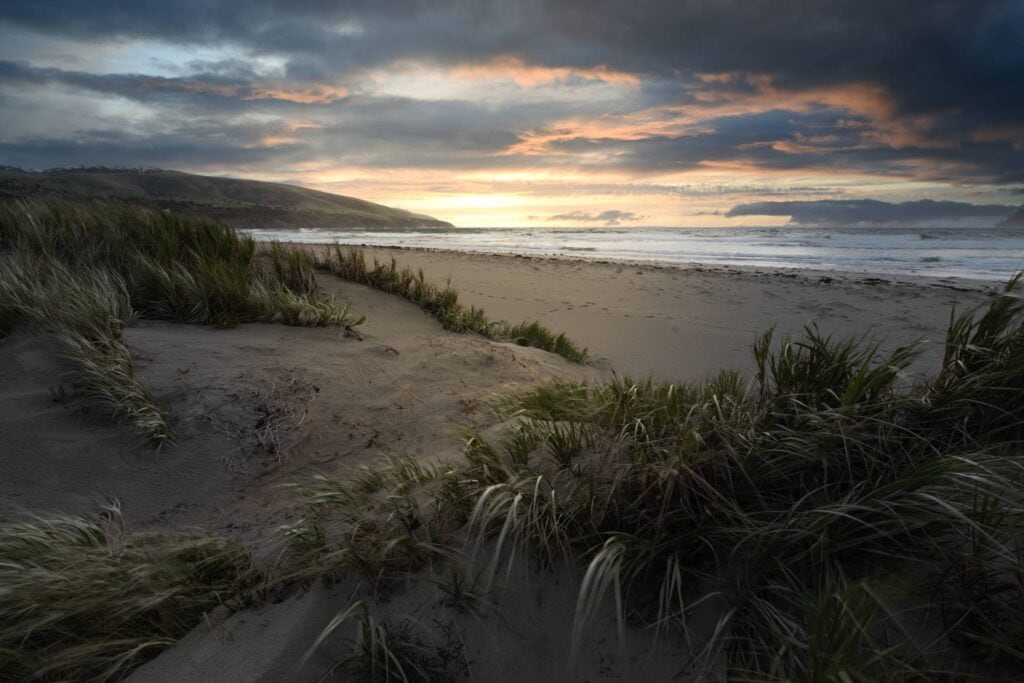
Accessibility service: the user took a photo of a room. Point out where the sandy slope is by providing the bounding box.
[0,279,597,540]
[0,252,994,681]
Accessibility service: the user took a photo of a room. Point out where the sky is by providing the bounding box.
[0,1,1022,227]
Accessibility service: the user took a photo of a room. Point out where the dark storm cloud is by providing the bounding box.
[2,1,1020,120]
[0,1,1021,183]
[0,59,352,110]
[544,1,1024,124]
[726,199,1017,226]
[0,131,289,170]
[545,108,1024,184]
[548,209,643,225]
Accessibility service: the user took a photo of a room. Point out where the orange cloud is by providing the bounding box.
[972,126,1024,151]
[256,135,298,147]
[143,80,240,98]
[245,84,349,104]
[504,107,708,156]
[694,72,741,85]
[136,75,349,104]
[505,74,949,158]
[447,56,639,87]
[253,120,322,148]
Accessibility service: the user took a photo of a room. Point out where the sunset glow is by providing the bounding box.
[1,2,1021,226]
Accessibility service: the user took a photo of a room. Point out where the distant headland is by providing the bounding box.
[0,166,453,229]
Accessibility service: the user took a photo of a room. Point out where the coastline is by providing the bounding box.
[241,222,1024,286]
[3,211,1015,681]
[283,239,1002,291]
[289,241,994,383]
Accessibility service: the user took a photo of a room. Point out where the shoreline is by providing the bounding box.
[5,208,1019,681]
[278,239,1002,293]
[290,242,993,383]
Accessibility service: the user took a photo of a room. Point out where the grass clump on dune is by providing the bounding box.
[0,200,364,440]
[0,505,259,681]
[0,200,363,330]
[287,275,1024,680]
[307,602,469,682]
[0,252,171,442]
[320,246,587,362]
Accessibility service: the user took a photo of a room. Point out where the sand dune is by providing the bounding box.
[1,278,596,540]
[1,248,995,680]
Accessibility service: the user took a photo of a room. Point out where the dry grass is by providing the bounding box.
[0,505,260,681]
[0,201,364,440]
[288,275,1024,680]
[319,247,587,362]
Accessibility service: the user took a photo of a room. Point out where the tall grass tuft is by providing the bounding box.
[926,273,1024,441]
[60,330,172,443]
[0,505,260,681]
[288,274,1024,679]
[320,246,587,362]
[0,200,364,331]
[0,251,170,441]
[309,602,468,683]
[267,241,318,295]
[0,201,364,439]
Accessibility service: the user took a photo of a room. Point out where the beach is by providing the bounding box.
[7,2,1023,677]
[0,241,1003,681]
[308,245,994,382]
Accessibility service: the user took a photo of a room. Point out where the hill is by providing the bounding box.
[0,167,452,228]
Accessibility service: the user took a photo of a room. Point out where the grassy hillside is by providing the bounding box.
[0,167,452,228]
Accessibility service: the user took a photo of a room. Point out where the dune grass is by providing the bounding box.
[0,251,172,441]
[307,601,469,683]
[0,200,363,440]
[287,275,1024,680]
[0,200,364,330]
[0,505,260,681]
[319,246,587,362]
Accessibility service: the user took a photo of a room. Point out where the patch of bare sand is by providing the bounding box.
[0,280,597,544]
[129,568,696,682]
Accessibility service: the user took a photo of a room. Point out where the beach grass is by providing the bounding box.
[308,602,468,682]
[0,251,172,441]
[0,200,364,330]
[288,274,1024,680]
[0,505,260,681]
[319,246,587,362]
[0,200,364,440]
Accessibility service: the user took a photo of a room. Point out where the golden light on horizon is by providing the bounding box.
[216,154,1004,228]
[0,4,1017,229]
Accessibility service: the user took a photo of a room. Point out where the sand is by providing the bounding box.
[0,249,995,681]
[312,246,993,382]
[0,281,596,543]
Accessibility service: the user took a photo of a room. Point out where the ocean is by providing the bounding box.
[241,226,1024,282]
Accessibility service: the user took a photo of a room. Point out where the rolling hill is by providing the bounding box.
[0,167,452,228]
